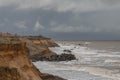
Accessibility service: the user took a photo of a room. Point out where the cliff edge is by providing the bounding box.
[25,36,59,47]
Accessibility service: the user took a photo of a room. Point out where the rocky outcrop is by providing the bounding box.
[32,53,76,62]
[41,73,66,80]
[0,37,65,80]
[19,36,76,62]
[19,37,56,59]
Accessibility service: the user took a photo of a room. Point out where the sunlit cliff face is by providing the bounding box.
[0,41,43,80]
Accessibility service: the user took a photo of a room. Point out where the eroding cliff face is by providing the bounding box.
[0,42,43,80]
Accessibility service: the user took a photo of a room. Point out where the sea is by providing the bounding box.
[33,41,120,80]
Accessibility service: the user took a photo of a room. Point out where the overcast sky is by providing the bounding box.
[0,0,120,40]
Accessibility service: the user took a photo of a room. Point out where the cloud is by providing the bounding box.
[34,21,45,31]
[48,8,120,34]
[0,0,17,7]
[50,21,92,33]
[15,21,27,29]
[0,0,120,12]
[50,25,91,33]
[14,0,110,12]
[17,0,120,12]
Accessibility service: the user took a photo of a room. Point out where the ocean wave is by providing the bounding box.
[34,41,120,80]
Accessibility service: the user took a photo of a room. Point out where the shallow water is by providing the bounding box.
[33,41,120,80]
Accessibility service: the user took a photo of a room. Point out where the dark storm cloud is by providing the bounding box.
[0,0,120,40]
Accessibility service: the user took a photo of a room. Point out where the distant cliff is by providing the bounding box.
[19,37,57,60]
[25,36,59,47]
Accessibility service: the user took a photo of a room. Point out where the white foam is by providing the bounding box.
[79,67,120,79]
[105,59,120,63]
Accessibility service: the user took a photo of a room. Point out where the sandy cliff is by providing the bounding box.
[0,37,65,80]
[0,42,43,80]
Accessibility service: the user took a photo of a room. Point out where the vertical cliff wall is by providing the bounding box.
[0,42,43,80]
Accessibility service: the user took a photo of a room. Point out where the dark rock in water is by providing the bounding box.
[32,53,76,62]
[41,73,66,80]
[78,43,83,46]
[63,49,72,53]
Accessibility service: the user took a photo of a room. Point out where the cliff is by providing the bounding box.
[19,37,57,60]
[19,36,76,62]
[25,36,59,47]
[0,42,43,80]
[0,37,65,80]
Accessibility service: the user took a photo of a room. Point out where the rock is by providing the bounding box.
[32,53,76,62]
[41,73,66,80]
[63,49,72,53]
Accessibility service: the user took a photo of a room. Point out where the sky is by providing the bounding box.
[0,0,120,40]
